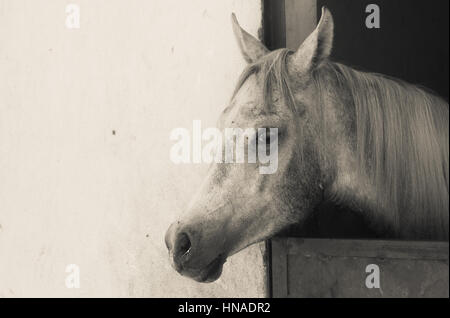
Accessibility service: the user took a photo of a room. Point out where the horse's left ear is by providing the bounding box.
[231,13,269,63]
[289,7,334,77]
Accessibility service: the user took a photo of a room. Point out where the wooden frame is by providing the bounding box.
[263,0,317,50]
[272,238,449,298]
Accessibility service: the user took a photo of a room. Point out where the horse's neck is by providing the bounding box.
[315,66,396,236]
[317,63,449,240]
[328,142,388,230]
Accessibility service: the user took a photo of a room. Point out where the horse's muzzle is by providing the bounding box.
[165,221,226,282]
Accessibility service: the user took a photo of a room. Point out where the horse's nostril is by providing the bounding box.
[175,232,192,259]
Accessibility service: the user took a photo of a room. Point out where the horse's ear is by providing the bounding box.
[231,13,269,63]
[289,7,334,77]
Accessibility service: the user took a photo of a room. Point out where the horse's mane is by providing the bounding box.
[315,62,449,239]
[317,62,449,240]
[233,49,449,240]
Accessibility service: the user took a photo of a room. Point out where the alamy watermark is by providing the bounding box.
[365,4,380,29]
[365,264,381,289]
[169,120,278,174]
[66,4,80,29]
[65,264,80,289]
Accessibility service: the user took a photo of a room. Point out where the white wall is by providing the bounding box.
[0,0,266,297]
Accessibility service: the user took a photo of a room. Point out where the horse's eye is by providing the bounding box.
[258,130,277,147]
[255,129,279,149]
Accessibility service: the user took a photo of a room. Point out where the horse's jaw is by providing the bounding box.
[176,254,227,283]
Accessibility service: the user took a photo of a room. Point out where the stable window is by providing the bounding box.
[263,0,449,298]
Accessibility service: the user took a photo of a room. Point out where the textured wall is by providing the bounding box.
[0,0,266,297]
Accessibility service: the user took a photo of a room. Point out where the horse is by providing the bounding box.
[165,7,449,283]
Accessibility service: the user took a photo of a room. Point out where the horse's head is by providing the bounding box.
[165,7,334,282]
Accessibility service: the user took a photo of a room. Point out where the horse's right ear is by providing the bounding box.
[288,7,334,78]
[231,13,269,63]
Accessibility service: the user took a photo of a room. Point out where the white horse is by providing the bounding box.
[165,7,449,282]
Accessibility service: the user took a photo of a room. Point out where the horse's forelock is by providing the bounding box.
[231,49,298,114]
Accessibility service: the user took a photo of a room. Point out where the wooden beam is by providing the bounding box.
[263,0,286,50]
[285,0,317,49]
[283,238,449,260]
